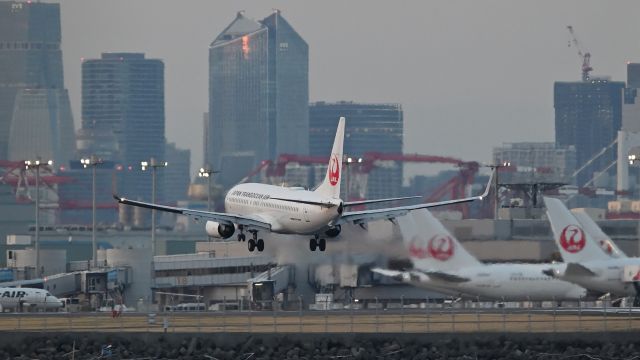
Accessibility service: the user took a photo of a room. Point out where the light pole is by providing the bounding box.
[141,158,168,257]
[344,156,363,201]
[81,155,103,268]
[24,158,53,278]
[198,165,220,211]
[487,161,511,220]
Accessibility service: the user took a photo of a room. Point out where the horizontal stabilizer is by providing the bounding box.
[344,196,421,208]
[371,267,407,282]
[565,262,597,277]
[420,270,470,283]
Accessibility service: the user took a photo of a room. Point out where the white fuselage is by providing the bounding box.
[224,183,341,235]
[559,258,640,297]
[0,287,63,311]
[409,263,587,301]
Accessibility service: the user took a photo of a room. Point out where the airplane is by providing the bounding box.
[115,117,493,252]
[544,196,640,298]
[372,209,588,301]
[0,287,63,312]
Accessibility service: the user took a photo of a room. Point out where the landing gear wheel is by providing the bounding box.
[309,238,317,251]
[257,239,265,252]
[237,234,246,242]
[318,238,326,252]
[248,239,256,252]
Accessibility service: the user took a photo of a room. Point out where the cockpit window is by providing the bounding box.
[45,292,52,296]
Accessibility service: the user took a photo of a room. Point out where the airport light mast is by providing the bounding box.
[24,158,53,278]
[141,158,168,257]
[81,155,103,268]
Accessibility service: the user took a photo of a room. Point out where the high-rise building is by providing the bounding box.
[554,79,624,186]
[0,1,75,165]
[163,142,190,204]
[309,101,404,200]
[208,11,308,188]
[81,53,165,201]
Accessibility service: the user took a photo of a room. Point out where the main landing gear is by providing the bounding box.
[236,228,264,252]
[309,235,326,252]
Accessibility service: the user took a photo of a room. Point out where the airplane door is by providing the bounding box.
[303,206,310,223]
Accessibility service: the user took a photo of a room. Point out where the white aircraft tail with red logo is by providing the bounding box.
[314,117,345,199]
[571,210,627,259]
[544,197,611,262]
[398,209,482,272]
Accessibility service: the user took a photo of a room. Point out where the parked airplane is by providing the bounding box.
[372,209,587,301]
[571,209,626,259]
[0,287,63,312]
[115,118,492,252]
[544,196,640,298]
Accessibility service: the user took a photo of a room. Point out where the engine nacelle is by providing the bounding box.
[205,221,235,239]
[324,225,341,238]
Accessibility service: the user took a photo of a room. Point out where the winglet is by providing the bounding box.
[479,169,495,200]
[113,194,123,203]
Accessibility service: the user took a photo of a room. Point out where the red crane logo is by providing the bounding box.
[329,154,340,186]
[560,225,586,253]
[427,235,455,261]
[408,234,455,261]
[599,239,614,255]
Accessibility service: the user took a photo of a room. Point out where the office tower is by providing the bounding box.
[309,101,404,199]
[554,79,624,186]
[81,53,165,201]
[208,11,308,188]
[163,142,190,204]
[0,1,75,165]
[624,63,640,133]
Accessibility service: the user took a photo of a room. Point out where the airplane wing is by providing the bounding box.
[564,262,597,277]
[113,195,271,231]
[336,170,493,226]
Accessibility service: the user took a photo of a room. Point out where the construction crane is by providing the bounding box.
[567,25,593,82]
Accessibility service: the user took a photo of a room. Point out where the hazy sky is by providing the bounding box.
[59,1,640,178]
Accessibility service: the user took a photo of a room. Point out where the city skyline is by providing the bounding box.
[58,1,640,178]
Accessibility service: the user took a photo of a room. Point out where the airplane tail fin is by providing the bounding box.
[398,209,482,271]
[544,197,612,262]
[571,210,627,258]
[314,117,345,199]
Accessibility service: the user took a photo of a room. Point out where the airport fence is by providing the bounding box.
[3,297,640,334]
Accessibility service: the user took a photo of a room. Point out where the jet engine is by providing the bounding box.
[324,225,341,238]
[205,221,235,239]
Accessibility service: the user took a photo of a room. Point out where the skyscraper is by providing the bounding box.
[0,1,75,165]
[309,101,404,200]
[554,79,624,186]
[208,11,308,188]
[81,53,165,201]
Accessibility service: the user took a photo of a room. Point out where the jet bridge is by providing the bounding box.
[247,265,293,309]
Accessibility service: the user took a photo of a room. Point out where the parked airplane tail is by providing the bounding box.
[544,197,612,262]
[314,117,345,199]
[571,210,627,258]
[398,209,482,271]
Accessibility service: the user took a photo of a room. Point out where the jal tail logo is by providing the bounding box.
[560,225,586,253]
[329,154,340,186]
[599,239,614,255]
[408,234,454,261]
[427,235,455,261]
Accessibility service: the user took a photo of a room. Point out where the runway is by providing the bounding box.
[1,309,640,333]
